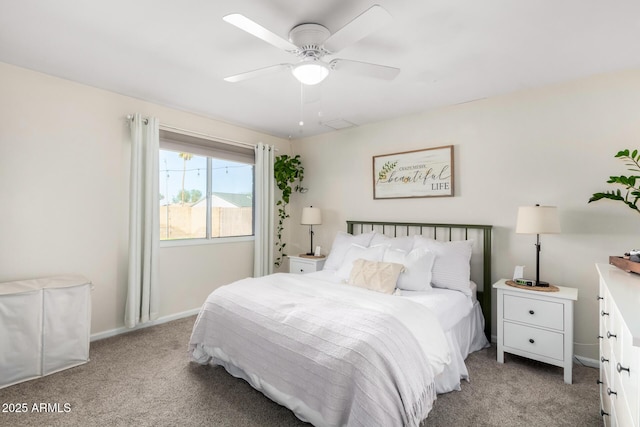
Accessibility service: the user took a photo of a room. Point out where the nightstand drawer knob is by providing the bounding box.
[606,331,617,339]
[528,338,535,344]
[601,310,609,317]
[616,363,630,374]
[601,409,609,417]
[597,295,604,300]
[528,310,534,315]
[597,380,603,385]
[597,335,603,340]
[601,356,609,364]
[606,387,617,396]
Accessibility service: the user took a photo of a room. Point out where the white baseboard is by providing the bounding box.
[574,355,599,368]
[90,308,200,342]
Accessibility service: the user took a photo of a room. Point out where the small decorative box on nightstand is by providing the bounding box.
[288,255,326,274]
[493,279,578,384]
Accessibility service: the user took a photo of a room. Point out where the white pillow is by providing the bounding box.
[413,236,474,296]
[347,259,405,294]
[323,231,376,271]
[336,244,387,280]
[369,234,415,252]
[383,246,436,291]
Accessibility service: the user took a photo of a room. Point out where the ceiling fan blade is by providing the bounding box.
[223,14,298,52]
[330,59,400,80]
[323,5,392,53]
[224,64,291,83]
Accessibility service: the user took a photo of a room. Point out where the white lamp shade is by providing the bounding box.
[516,205,561,234]
[291,62,329,85]
[301,207,322,225]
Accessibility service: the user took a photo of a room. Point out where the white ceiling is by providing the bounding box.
[1,0,639,139]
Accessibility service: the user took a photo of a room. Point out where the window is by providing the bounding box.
[159,130,254,241]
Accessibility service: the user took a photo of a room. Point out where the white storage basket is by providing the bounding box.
[0,275,92,389]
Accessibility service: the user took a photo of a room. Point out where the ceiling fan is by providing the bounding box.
[223,5,400,86]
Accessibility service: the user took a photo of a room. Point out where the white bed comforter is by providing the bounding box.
[189,273,451,427]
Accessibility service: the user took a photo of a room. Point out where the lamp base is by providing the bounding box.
[514,278,550,287]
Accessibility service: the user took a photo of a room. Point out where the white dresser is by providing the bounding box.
[597,263,640,427]
[0,275,92,389]
[494,279,578,384]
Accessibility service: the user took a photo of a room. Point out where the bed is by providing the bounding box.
[189,220,493,427]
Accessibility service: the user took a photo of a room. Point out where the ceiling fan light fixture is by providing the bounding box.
[292,61,329,85]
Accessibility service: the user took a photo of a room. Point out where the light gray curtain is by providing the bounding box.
[254,143,275,277]
[125,113,160,328]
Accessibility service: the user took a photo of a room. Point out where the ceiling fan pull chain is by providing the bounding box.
[299,83,304,127]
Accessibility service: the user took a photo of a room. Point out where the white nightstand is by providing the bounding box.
[288,255,326,274]
[493,279,578,384]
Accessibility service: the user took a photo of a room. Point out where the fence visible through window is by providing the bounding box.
[159,148,254,241]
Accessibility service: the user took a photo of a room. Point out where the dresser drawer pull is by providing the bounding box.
[606,387,617,396]
[597,335,603,340]
[616,363,630,374]
[597,379,603,385]
[606,331,617,339]
[528,310,534,315]
[601,356,609,364]
[601,310,609,317]
[597,295,604,300]
[601,409,609,417]
[528,338,535,344]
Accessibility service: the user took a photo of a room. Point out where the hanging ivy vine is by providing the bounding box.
[274,154,305,268]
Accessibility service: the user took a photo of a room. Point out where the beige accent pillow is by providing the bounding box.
[347,259,405,294]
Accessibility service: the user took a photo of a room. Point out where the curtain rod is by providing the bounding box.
[126,115,264,151]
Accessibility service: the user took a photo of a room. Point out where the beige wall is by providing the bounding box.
[0,62,291,336]
[290,69,640,361]
[2,58,638,360]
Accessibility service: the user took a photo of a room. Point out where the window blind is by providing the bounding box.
[159,129,254,164]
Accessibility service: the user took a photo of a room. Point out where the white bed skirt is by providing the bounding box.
[192,344,327,426]
[435,300,489,393]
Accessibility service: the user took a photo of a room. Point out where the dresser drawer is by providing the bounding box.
[503,321,564,360]
[601,368,613,426]
[620,325,639,426]
[613,365,635,427]
[601,331,612,370]
[600,286,614,334]
[503,295,564,330]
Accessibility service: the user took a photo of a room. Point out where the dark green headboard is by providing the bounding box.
[346,220,493,339]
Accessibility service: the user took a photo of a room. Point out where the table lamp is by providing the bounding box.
[301,207,322,256]
[515,204,561,287]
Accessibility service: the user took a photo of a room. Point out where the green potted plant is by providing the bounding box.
[589,149,640,214]
[274,154,305,268]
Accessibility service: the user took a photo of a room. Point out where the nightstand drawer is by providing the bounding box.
[289,257,326,274]
[503,321,564,361]
[291,260,315,274]
[503,294,564,330]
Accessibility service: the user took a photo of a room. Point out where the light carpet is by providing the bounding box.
[0,316,601,427]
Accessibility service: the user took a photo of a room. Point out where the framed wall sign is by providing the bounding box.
[373,145,454,199]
